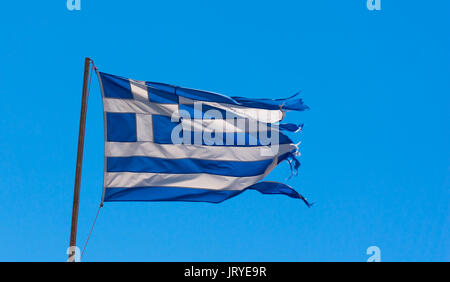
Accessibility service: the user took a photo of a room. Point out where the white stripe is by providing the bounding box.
[179,96,283,123]
[136,114,154,141]
[103,98,178,116]
[129,79,148,101]
[105,142,296,161]
[105,172,266,190]
[103,96,282,123]
[181,118,272,133]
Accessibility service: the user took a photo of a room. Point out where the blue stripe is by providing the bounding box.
[104,187,243,203]
[147,82,177,94]
[152,115,294,146]
[100,72,133,99]
[106,112,137,142]
[104,181,303,203]
[160,130,294,146]
[176,87,237,104]
[179,103,229,119]
[176,87,308,111]
[147,84,178,104]
[99,72,309,111]
[106,156,273,177]
[232,92,309,111]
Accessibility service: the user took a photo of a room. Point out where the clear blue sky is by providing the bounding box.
[0,1,448,262]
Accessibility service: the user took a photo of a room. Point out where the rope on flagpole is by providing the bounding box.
[80,203,103,260]
[85,61,94,115]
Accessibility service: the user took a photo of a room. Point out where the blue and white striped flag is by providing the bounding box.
[97,72,311,206]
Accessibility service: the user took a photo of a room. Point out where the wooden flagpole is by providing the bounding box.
[68,57,91,262]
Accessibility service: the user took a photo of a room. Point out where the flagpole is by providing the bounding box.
[68,57,91,262]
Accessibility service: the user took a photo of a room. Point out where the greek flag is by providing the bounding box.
[97,72,311,206]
